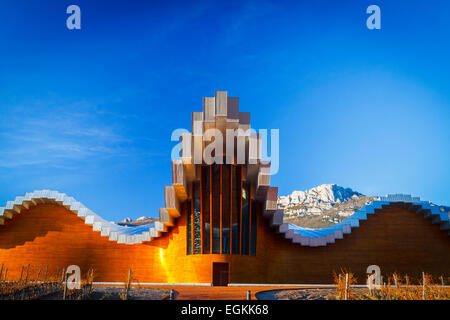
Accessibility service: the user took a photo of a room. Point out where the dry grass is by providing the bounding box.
[333,270,450,300]
[0,264,95,300]
[120,268,136,300]
[333,269,358,300]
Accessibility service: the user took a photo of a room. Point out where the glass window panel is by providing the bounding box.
[250,200,257,256]
[212,164,221,254]
[241,182,250,255]
[186,200,192,255]
[221,164,231,254]
[231,165,241,254]
[202,166,210,253]
[193,181,201,254]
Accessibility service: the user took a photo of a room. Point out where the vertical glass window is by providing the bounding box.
[250,200,257,256]
[221,164,231,254]
[188,165,256,256]
[212,164,221,253]
[202,166,210,253]
[231,165,241,254]
[241,182,250,255]
[193,181,201,254]
[186,200,192,255]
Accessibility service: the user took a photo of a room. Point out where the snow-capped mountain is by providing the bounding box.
[278,184,378,228]
[117,216,158,226]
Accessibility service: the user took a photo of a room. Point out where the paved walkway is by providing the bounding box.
[146,285,309,300]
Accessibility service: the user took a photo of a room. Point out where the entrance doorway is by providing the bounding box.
[212,262,229,286]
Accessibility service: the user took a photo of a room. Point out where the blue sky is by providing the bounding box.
[0,0,449,221]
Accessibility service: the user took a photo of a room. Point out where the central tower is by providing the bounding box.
[169,91,277,259]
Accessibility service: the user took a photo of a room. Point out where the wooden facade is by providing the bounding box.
[0,202,449,284]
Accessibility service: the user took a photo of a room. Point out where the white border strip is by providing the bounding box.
[93,282,212,286]
[90,282,450,288]
[228,283,336,287]
[229,283,450,288]
[228,283,371,288]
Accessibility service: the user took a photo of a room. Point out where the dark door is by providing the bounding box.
[212,262,229,286]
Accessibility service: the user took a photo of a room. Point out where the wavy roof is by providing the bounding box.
[0,190,166,245]
[0,191,449,248]
[273,194,450,247]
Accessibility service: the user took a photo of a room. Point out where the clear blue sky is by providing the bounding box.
[0,0,449,221]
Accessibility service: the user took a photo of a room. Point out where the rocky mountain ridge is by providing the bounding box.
[117,216,158,226]
[278,184,378,228]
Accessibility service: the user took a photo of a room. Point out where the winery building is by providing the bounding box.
[1,91,449,285]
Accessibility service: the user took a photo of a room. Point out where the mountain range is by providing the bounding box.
[115,184,448,230]
[278,184,378,228]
